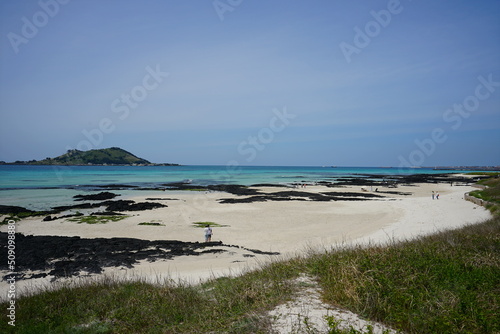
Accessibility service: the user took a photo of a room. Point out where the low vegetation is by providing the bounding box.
[308,216,499,333]
[1,211,46,225]
[138,222,165,226]
[469,173,500,214]
[2,215,498,333]
[192,221,229,228]
[67,215,128,224]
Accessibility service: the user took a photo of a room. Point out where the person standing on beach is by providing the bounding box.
[204,225,213,242]
[432,191,435,200]
[436,192,440,200]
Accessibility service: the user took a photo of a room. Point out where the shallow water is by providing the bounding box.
[0,165,460,211]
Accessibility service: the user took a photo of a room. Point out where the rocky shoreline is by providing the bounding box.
[0,173,483,283]
[0,173,480,219]
[0,233,279,281]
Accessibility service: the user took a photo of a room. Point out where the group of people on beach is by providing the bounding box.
[432,191,440,200]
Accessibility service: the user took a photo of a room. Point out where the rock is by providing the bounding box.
[51,200,166,214]
[103,200,167,212]
[0,205,34,215]
[0,233,280,280]
[73,191,119,201]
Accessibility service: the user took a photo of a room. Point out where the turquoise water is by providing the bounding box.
[0,165,460,210]
[0,165,459,189]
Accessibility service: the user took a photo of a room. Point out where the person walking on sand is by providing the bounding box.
[204,225,213,242]
[432,191,435,200]
[436,192,440,200]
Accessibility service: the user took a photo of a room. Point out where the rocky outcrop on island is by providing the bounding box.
[1,147,179,166]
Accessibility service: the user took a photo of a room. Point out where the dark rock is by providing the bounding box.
[162,182,208,191]
[51,202,96,212]
[103,200,167,212]
[0,233,280,280]
[73,191,119,201]
[51,199,166,213]
[90,211,125,216]
[250,184,288,188]
[0,205,34,215]
[208,184,262,196]
[320,192,385,198]
[218,190,385,204]
[145,198,179,201]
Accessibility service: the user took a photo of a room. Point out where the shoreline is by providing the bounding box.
[0,174,493,297]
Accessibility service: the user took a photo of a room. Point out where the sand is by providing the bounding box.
[0,181,492,295]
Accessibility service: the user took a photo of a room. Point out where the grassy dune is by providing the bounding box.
[469,174,500,214]
[2,215,498,333]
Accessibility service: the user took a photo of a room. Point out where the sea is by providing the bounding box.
[0,165,463,211]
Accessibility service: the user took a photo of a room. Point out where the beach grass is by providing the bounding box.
[138,222,165,226]
[1,212,47,225]
[67,215,128,224]
[307,216,499,333]
[192,221,229,228]
[469,175,500,214]
[2,215,498,333]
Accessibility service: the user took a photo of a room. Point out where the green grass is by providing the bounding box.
[468,172,500,177]
[469,175,500,214]
[2,217,499,333]
[2,261,300,333]
[1,211,47,225]
[138,222,165,226]
[192,221,229,228]
[308,216,500,333]
[68,215,128,224]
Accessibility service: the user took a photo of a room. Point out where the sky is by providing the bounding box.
[0,0,499,167]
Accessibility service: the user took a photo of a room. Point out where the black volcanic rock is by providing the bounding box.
[103,200,166,212]
[208,184,262,196]
[0,233,280,280]
[73,192,119,201]
[0,205,34,215]
[51,199,166,213]
[218,190,386,204]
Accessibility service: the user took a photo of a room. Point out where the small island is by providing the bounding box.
[0,147,179,166]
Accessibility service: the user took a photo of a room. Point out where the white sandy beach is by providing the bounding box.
[0,181,492,296]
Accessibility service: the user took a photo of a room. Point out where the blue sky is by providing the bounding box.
[1,0,499,166]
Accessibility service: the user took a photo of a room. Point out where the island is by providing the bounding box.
[0,147,179,166]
